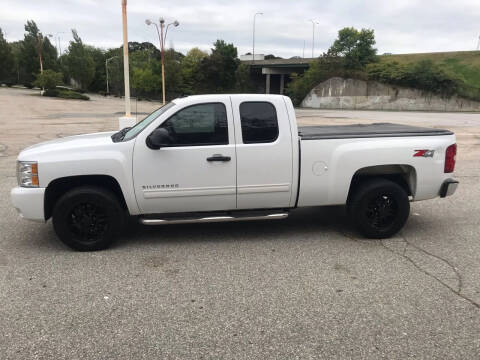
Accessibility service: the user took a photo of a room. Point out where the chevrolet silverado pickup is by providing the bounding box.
[11,94,458,250]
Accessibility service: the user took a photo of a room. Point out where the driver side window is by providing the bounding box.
[160,103,228,146]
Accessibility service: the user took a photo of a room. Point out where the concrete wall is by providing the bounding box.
[301,77,480,112]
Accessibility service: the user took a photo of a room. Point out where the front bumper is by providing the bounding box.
[439,179,459,198]
[11,187,46,222]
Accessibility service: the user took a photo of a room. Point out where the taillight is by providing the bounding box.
[444,144,457,173]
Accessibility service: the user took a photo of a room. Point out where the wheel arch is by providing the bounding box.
[347,164,417,203]
[44,175,129,221]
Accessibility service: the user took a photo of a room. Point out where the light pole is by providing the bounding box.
[54,32,65,57]
[252,12,263,63]
[309,19,319,58]
[106,56,118,94]
[146,18,179,105]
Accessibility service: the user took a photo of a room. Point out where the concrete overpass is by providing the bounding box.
[243,58,316,94]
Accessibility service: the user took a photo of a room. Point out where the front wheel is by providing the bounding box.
[52,186,124,251]
[348,178,410,239]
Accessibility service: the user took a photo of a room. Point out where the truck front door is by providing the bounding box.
[133,99,237,214]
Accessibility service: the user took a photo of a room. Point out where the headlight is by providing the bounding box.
[17,161,39,187]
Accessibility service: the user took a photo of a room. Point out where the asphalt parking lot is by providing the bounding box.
[0,87,479,359]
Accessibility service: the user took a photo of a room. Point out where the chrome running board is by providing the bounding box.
[140,212,288,225]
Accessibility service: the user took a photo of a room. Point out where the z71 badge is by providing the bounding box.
[414,149,435,157]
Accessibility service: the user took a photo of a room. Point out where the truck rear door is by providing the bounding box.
[230,96,294,209]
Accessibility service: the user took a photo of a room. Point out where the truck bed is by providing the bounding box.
[298,123,453,140]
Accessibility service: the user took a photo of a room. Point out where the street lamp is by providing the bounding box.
[146,17,180,104]
[106,56,118,94]
[309,19,319,58]
[252,12,263,64]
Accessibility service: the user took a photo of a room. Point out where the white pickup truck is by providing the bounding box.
[11,94,458,251]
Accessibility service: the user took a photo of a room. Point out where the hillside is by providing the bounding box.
[286,50,480,106]
[380,51,480,91]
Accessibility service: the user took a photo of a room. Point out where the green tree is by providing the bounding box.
[130,46,184,100]
[129,45,161,98]
[328,27,377,70]
[164,48,183,99]
[85,46,107,92]
[264,54,282,60]
[64,29,95,89]
[19,20,58,86]
[33,69,63,89]
[234,63,254,92]
[131,67,162,94]
[198,40,240,93]
[107,42,162,97]
[0,28,15,84]
[180,47,207,94]
[9,41,23,84]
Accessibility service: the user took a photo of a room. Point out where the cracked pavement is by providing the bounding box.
[0,87,479,359]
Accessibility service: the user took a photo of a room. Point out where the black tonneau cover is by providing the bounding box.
[298,123,453,140]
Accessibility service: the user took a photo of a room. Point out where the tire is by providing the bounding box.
[52,186,124,251]
[348,178,410,239]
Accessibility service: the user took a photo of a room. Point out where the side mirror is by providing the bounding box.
[146,128,172,149]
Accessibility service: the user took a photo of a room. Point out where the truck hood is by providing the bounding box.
[18,131,117,160]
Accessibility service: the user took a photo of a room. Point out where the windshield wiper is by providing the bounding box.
[111,127,132,142]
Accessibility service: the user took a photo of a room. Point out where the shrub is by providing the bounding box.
[57,89,89,100]
[42,88,89,100]
[43,88,59,97]
[366,60,475,99]
[33,70,63,90]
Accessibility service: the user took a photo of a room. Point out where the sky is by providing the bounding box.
[1,0,480,58]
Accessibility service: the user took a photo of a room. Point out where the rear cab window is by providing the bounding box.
[239,102,279,144]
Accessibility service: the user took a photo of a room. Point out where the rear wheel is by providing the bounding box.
[348,178,410,239]
[52,186,124,251]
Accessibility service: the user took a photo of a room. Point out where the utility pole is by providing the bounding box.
[303,40,306,58]
[309,19,319,58]
[122,0,131,117]
[54,32,65,57]
[477,35,480,51]
[252,12,263,63]
[106,56,118,94]
[118,0,135,129]
[146,18,179,105]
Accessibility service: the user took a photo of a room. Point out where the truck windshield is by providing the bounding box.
[122,102,175,141]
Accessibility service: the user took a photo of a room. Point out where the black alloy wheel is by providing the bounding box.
[348,178,410,239]
[52,186,124,251]
[68,202,109,244]
[365,194,398,231]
